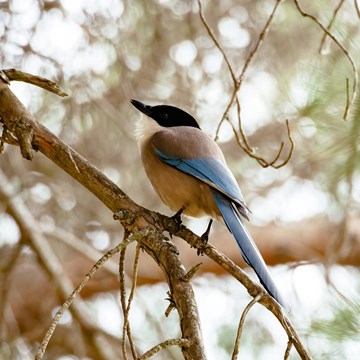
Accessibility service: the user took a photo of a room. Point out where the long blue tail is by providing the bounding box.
[212,190,285,307]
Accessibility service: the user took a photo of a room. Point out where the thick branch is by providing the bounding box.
[0,169,121,360]
[0,77,206,359]
[0,76,311,359]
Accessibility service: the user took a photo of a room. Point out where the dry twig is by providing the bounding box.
[284,339,293,360]
[138,338,190,360]
[36,236,136,360]
[198,0,292,168]
[232,294,262,360]
[0,72,311,359]
[127,243,141,357]
[2,68,68,97]
[119,234,139,360]
[0,169,127,360]
[293,0,358,120]
[354,0,360,17]
[318,0,346,54]
[0,233,23,339]
[119,245,129,360]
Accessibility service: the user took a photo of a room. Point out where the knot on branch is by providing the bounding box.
[0,70,10,85]
[15,119,34,160]
[181,263,202,282]
[0,68,68,161]
[113,209,135,224]
[157,210,185,235]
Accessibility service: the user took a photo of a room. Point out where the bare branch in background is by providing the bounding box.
[119,235,138,360]
[1,0,359,357]
[293,0,358,121]
[35,237,135,360]
[0,73,312,359]
[138,338,190,360]
[354,0,360,17]
[0,237,23,337]
[197,0,236,84]
[231,294,262,360]
[0,169,123,360]
[284,339,294,360]
[227,117,294,168]
[2,69,68,97]
[318,0,346,54]
[343,78,353,121]
[198,0,293,168]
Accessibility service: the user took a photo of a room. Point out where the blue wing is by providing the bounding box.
[156,148,285,307]
[156,149,247,211]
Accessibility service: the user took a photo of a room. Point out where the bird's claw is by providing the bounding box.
[197,219,213,256]
[169,207,184,238]
[171,207,184,226]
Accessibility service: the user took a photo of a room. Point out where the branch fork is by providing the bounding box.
[0,70,311,359]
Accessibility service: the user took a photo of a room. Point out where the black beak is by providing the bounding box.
[130,99,153,117]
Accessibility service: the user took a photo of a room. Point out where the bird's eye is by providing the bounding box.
[161,113,168,120]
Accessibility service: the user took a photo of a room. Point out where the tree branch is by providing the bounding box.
[293,0,358,121]
[0,74,311,359]
[198,0,293,168]
[0,169,121,360]
[2,68,68,97]
[232,294,262,360]
[0,75,206,359]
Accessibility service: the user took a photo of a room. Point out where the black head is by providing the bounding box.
[131,99,201,129]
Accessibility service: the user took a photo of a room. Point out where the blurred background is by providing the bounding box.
[1,0,360,359]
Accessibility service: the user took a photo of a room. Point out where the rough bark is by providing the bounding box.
[0,73,206,360]
[0,72,312,359]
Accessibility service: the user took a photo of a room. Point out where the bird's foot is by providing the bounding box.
[169,207,184,238]
[171,207,184,226]
[197,219,213,256]
[165,291,176,317]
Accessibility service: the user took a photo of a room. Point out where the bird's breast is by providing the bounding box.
[140,139,220,218]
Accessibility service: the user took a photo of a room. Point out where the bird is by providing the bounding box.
[130,99,285,307]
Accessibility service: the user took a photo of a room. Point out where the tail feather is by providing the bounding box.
[212,190,285,307]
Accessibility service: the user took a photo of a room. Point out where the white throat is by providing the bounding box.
[135,116,162,146]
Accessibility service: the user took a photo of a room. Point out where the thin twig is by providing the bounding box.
[293,0,358,121]
[231,294,262,360]
[138,338,190,360]
[273,119,294,169]
[198,0,292,168]
[354,0,360,18]
[45,226,122,278]
[36,236,135,360]
[2,69,68,97]
[119,238,129,360]
[0,168,120,360]
[215,0,282,141]
[126,243,141,359]
[119,236,139,359]
[234,98,253,153]
[284,339,293,360]
[232,0,282,149]
[226,117,294,168]
[197,0,236,85]
[318,0,345,54]
[0,240,23,338]
[344,78,350,120]
[0,73,311,359]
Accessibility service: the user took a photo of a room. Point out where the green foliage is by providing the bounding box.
[311,300,360,342]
